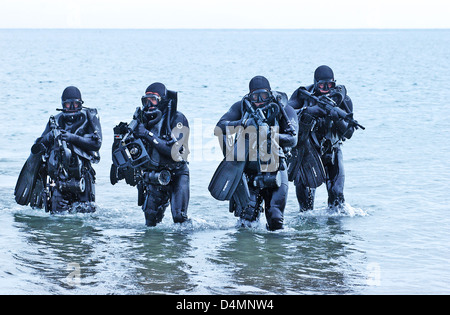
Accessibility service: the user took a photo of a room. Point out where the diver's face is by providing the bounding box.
[317,81,336,94]
[250,89,271,107]
[144,93,161,109]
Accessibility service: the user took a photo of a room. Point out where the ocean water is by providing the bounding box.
[0,29,449,295]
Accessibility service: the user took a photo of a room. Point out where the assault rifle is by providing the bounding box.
[48,115,72,177]
[298,88,365,130]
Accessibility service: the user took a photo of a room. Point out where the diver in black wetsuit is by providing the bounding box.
[214,76,298,230]
[288,65,356,210]
[15,86,102,213]
[111,83,190,226]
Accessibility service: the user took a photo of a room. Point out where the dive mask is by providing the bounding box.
[141,93,162,109]
[249,89,272,105]
[62,99,83,112]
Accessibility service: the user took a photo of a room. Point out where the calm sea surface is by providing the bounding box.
[0,29,449,294]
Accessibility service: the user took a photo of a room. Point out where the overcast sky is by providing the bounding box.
[0,0,449,29]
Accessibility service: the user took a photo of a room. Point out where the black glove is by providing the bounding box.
[60,130,79,143]
[135,123,150,139]
[135,123,160,144]
[328,107,340,121]
[304,105,326,117]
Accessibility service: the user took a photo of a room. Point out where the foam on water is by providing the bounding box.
[298,203,369,218]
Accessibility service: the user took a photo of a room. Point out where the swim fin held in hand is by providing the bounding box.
[209,158,246,201]
[15,153,43,206]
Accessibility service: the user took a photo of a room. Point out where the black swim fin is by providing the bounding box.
[14,153,43,206]
[228,174,260,221]
[298,140,326,188]
[209,158,246,201]
[287,146,303,182]
[229,174,252,214]
[209,126,250,201]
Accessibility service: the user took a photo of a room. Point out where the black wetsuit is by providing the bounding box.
[36,108,102,212]
[216,94,298,230]
[132,100,190,226]
[288,84,355,209]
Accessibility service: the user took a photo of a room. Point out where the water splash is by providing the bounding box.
[298,202,369,218]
